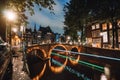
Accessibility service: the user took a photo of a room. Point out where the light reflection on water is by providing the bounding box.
[27,46,102,80]
[27,53,98,80]
[51,58,92,80]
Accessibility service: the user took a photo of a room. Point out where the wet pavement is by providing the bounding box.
[12,49,31,80]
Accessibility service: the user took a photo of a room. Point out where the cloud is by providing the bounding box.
[28,11,64,34]
[26,0,68,34]
[53,0,63,14]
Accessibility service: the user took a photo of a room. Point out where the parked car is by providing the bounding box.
[0,37,12,80]
[0,37,10,52]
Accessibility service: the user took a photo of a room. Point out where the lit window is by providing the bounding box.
[92,25,95,30]
[102,23,107,30]
[109,23,112,29]
[117,20,120,27]
[102,32,108,43]
[96,23,100,29]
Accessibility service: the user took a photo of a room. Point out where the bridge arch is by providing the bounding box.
[48,44,68,57]
[26,46,47,57]
[26,46,47,79]
[48,44,68,73]
[69,46,80,65]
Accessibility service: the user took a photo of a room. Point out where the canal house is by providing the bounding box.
[86,20,120,49]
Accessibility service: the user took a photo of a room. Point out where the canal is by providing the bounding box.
[26,46,103,80]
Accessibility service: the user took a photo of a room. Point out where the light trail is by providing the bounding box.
[51,52,104,72]
[51,58,92,80]
[53,49,120,61]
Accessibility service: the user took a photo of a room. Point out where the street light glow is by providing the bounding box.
[67,36,71,40]
[12,28,17,32]
[4,10,17,21]
[3,9,17,49]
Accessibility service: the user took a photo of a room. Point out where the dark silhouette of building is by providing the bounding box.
[39,26,53,39]
[32,24,37,43]
[24,25,55,44]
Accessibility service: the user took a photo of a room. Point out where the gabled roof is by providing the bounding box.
[39,26,53,34]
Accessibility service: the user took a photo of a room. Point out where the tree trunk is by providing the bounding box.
[0,0,7,41]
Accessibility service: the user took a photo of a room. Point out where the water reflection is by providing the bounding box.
[49,46,68,73]
[69,47,80,65]
[26,46,102,80]
[27,49,47,79]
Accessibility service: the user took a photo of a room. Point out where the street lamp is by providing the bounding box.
[4,10,17,50]
[12,27,18,33]
[4,10,17,21]
[67,36,71,44]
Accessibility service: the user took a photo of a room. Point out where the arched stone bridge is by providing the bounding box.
[26,43,83,78]
[26,43,82,58]
[25,43,120,80]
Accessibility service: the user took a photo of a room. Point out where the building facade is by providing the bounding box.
[86,20,120,49]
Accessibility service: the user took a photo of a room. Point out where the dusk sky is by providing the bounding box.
[26,0,70,34]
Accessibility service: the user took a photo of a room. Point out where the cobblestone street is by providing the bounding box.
[12,47,31,80]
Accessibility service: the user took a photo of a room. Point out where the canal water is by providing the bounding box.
[27,56,97,80]
[26,47,102,80]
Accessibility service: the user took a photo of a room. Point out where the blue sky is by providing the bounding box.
[26,0,69,34]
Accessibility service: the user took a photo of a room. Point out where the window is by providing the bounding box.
[109,23,112,29]
[92,31,95,37]
[117,20,120,27]
[102,32,108,43]
[92,38,101,44]
[96,23,100,29]
[92,25,95,30]
[102,23,107,30]
[92,30,100,37]
[92,38,101,47]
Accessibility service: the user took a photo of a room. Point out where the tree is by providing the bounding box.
[89,0,120,48]
[0,0,55,41]
[64,0,92,42]
[64,0,120,48]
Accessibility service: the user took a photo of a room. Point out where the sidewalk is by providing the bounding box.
[12,49,31,80]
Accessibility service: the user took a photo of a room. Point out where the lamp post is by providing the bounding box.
[4,10,17,50]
